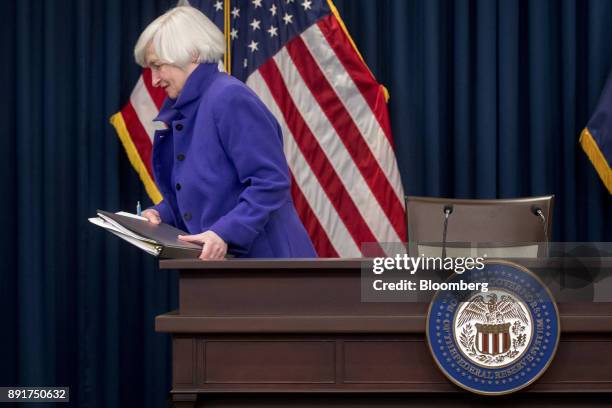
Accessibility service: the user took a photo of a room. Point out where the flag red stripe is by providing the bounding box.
[495,333,499,355]
[141,68,166,110]
[258,59,378,249]
[121,101,155,178]
[289,172,338,257]
[285,36,406,240]
[317,15,394,147]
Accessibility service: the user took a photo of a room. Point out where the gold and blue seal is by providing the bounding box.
[426,260,560,395]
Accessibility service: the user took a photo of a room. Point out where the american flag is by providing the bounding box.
[111,0,406,257]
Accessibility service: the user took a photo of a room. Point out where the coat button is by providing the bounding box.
[177,153,185,161]
[176,183,181,191]
[183,212,191,221]
[175,123,183,131]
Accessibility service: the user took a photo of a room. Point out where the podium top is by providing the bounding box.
[160,258,364,269]
[160,257,612,270]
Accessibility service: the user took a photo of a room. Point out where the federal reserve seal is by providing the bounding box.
[426,260,560,395]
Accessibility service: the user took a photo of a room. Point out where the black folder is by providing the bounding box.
[93,210,202,259]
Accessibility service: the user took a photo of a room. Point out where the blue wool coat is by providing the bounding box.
[150,63,316,258]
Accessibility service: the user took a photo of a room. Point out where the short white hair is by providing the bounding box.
[134,6,225,68]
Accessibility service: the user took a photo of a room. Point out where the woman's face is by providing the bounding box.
[145,46,195,99]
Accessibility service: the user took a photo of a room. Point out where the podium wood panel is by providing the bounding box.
[156,259,612,407]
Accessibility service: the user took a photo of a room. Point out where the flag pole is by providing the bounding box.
[224,0,231,74]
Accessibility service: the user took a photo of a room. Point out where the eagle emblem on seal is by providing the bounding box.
[455,290,533,366]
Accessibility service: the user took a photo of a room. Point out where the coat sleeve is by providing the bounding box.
[150,199,175,226]
[208,84,291,255]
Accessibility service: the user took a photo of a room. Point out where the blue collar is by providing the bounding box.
[153,62,220,124]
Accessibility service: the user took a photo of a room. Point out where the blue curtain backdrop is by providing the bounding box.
[0,0,610,407]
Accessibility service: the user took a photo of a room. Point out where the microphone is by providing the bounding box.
[531,205,549,256]
[442,205,453,258]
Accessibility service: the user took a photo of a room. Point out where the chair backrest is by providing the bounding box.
[405,195,554,257]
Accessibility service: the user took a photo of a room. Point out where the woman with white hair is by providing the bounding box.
[135,5,316,259]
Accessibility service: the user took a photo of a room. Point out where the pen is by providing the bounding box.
[136,201,142,217]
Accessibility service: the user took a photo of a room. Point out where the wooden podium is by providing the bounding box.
[155,259,612,407]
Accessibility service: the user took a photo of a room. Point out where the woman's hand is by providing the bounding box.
[178,230,228,260]
[141,208,161,224]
